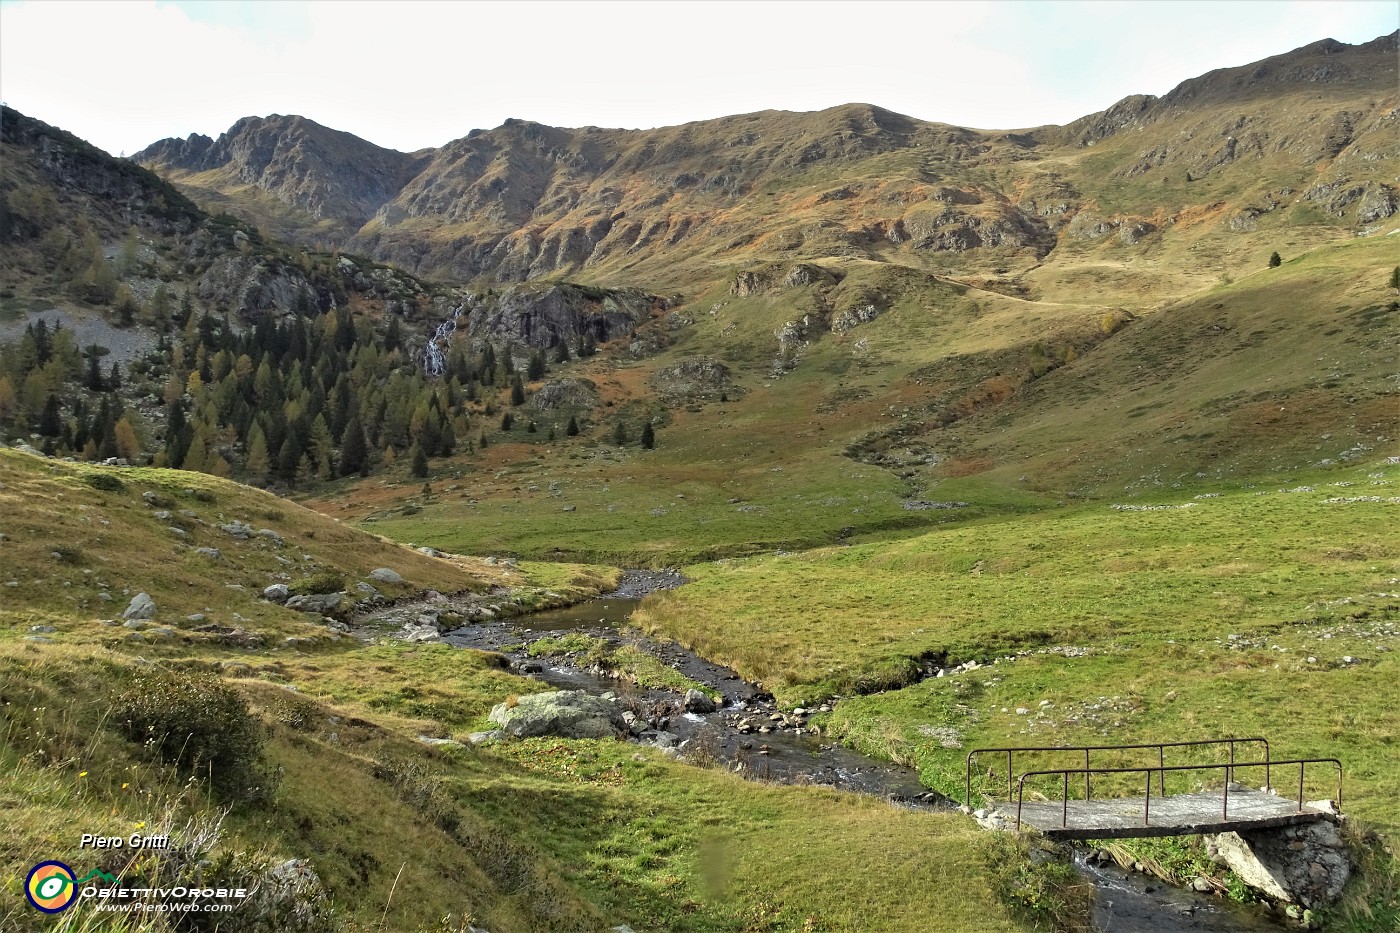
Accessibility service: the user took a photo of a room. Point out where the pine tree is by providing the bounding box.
[613,421,627,446]
[510,374,525,406]
[1268,251,1282,268]
[410,443,429,478]
[526,420,536,433]
[501,412,513,431]
[641,421,655,449]
[527,350,546,381]
[553,338,571,364]
[108,363,122,391]
[338,420,368,476]
[38,394,62,436]
[566,416,579,437]
[244,422,271,478]
[85,345,105,391]
[1389,266,1399,291]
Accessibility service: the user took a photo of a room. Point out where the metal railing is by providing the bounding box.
[965,737,1271,808]
[1012,757,1342,831]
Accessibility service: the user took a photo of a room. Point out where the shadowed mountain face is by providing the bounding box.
[132,32,1398,286]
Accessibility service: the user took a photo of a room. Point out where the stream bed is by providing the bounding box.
[424,575,1287,932]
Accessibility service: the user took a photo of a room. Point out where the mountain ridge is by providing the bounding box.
[132,32,1397,284]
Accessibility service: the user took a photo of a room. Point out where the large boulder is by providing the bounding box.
[122,592,156,621]
[649,356,738,403]
[529,377,599,411]
[284,592,343,615]
[368,567,404,584]
[487,690,627,739]
[683,689,718,713]
[1205,819,1351,908]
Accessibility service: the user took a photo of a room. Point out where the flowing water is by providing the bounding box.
[421,300,469,376]
[438,578,1287,932]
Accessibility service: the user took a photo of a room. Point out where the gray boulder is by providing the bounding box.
[195,547,222,560]
[122,592,156,620]
[285,592,343,614]
[488,690,627,739]
[683,689,718,713]
[263,583,290,602]
[529,377,599,411]
[1205,820,1351,908]
[219,520,252,539]
[368,567,404,584]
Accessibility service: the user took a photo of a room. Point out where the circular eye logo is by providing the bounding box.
[26,861,77,913]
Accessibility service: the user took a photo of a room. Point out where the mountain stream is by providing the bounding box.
[432,574,1285,932]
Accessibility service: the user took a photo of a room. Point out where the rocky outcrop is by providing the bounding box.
[284,592,344,615]
[1205,817,1351,908]
[1,106,202,234]
[466,284,652,351]
[529,377,600,411]
[649,357,737,402]
[195,254,323,317]
[487,690,628,739]
[136,114,429,229]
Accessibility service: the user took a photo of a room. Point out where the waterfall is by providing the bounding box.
[421,299,470,377]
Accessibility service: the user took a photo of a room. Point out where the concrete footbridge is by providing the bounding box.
[964,738,1342,840]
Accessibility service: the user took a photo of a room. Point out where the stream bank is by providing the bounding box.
[360,572,1289,932]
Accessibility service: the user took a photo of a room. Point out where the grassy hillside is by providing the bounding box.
[633,459,1400,825]
[0,449,1031,932]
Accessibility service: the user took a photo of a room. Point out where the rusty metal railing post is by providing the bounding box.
[1062,772,1069,827]
[1229,741,1236,785]
[1298,762,1305,813]
[1084,748,1091,801]
[1016,776,1025,831]
[1158,746,1166,795]
[1223,767,1230,821]
[1007,750,1013,800]
[1265,739,1271,792]
[1144,770,1152,826]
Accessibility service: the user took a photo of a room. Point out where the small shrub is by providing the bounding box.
[84,473,126,493]
[112,668,275,803]
[290,571,345,596]
[981,832,1094,933]
[51,544,84,564]
[189,488,217,503]
[274,695,320,732]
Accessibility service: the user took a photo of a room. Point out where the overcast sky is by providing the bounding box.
[1,0,1395,157]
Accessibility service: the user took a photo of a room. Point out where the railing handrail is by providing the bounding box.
[1011,757,1342,832]
[965,736,1271,807]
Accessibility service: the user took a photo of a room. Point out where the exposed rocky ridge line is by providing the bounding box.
[129,33,1398,283]
[135,113,430,229]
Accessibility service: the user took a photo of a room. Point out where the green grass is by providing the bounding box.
[635,462,1400,834]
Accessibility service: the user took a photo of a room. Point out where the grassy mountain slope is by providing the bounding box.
[0,448,1028,932]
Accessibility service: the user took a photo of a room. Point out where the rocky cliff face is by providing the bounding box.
[2,106,203,237]
[135,114,430,230]
[465,284,655,351]
[133,32,1399,285]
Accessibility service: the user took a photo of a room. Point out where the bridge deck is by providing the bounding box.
[1003,787,1335,839]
